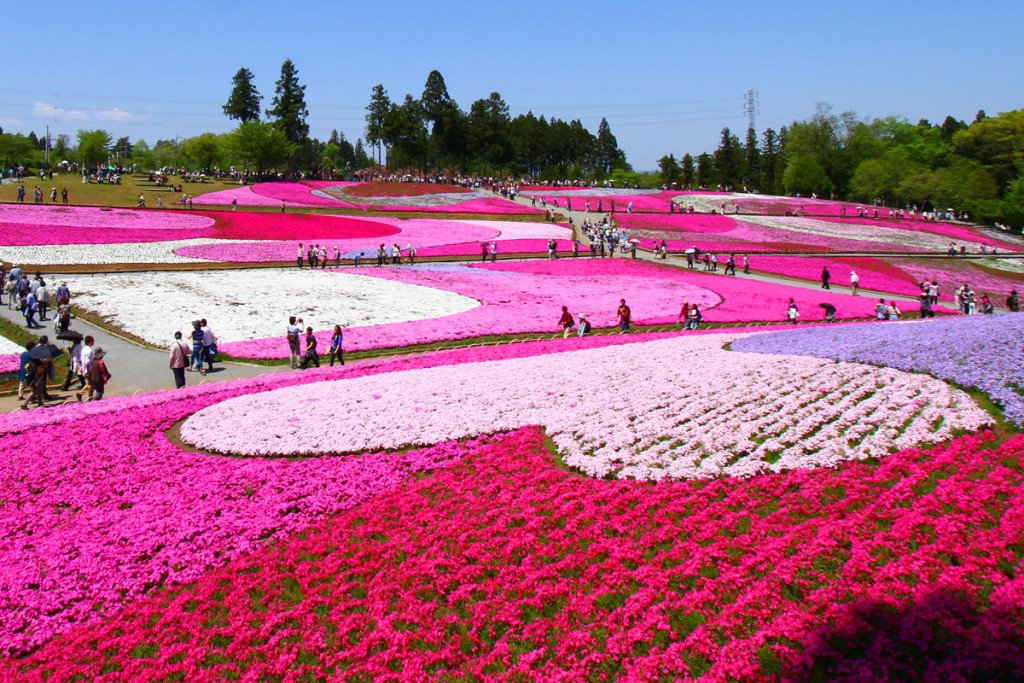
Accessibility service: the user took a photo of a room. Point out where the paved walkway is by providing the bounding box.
[0,282,284,412]
[506,192,933,304]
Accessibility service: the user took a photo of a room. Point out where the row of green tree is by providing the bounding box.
[0,62,632,182]
[659,105,1024,226]
[224,63,631,179]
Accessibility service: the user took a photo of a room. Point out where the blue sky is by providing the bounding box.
[2,0,1021,170]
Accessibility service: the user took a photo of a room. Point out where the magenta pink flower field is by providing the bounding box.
[194,181,544,215]
[218,260,894,358]
[3,187,1024,681]
[1,320,1023,680]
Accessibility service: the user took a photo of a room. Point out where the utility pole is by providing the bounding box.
[45,125,50,167]
[743,87,759,132]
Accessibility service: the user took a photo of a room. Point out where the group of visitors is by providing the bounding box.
[296,243,341,268]
[167,319,216,387]
[285,316,344,370]
[554,299,632,338]
[375,243,416,267]
[18,332,111,410]
[2,266,68,330]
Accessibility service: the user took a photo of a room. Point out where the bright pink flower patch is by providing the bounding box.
[174,217,569,262]
[0,354,18,373]
[749,255,923,297]
[0,330,720,656]
[208,211,400,242]
[0,205,215,245]
[219,260,904,359]
[9,427,1024,680]
[190,185,292,207]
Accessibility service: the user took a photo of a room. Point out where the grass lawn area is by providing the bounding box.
[0,174,239,208]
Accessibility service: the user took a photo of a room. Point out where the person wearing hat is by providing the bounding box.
[577,314,591,337]
[78,346,111,402]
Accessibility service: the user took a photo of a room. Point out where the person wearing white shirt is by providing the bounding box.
[75,336,95,402]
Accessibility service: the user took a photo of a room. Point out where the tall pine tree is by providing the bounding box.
[223,68,262,123]
[266,59,309,144]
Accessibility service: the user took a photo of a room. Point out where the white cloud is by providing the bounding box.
[0,117,22,127]
[93,107,132,123]
[34,102,90,123]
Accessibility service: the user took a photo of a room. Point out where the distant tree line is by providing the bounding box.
[660,104,1024,227]
[2,62,631,184]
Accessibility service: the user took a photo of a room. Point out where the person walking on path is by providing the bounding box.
[617,299,632,332]
[287,316,302,369]
[81,347,111,401]
[821,267,831,290]
[743,255,750,274]
[17,340,35,401]
[62,337,85,391]
[169,331,190,389]
[299,327,320,369]
[188,321,205,374]
[75,336,95,401]
[329,325,344,366]
[850,271,860,295]
[200,319,215,373]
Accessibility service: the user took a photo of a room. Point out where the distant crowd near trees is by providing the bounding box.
[1,59,1022,227]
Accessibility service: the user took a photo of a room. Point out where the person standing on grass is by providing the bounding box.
[61,187,67,204]
[296,243,304,268]
[677,301,690,326]
[299,327,320,369]
[875,298,888,320]
[787,299,800,324]
[287,316,302,369]
[169,331,189,389]
[821,266,831,290]
[617,299,632,332]
[329,325,344,366]
[850,271,860,295]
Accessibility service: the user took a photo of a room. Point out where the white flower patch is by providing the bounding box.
[181,334,992,480]
[71,268,479,344]
[315,188,495,207]
[0,239,224,265]
[742,215,954,251]
[0,335,24,355]
[977,257,1024,274]
[526,188,663,198]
